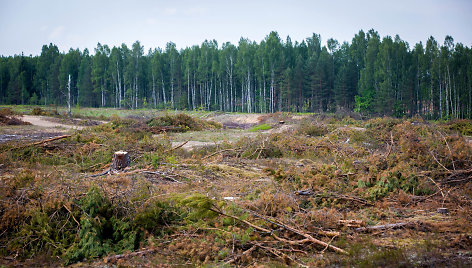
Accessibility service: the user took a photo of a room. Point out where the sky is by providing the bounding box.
[0,0,471,56]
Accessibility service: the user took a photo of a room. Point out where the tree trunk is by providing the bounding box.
[112,151,129,171]
[67,74,71,118]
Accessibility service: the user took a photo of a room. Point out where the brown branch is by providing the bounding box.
[32,134,72,146]
[14,135,72,149]
[224,245,257,265]
[354,222,417,232]
[211,207,347,254]
[438,131,456,171]
[104,248,157,263]
[295,189,372,206]
[141,170,183,183]
[254,243,307,267]
[385,131,394,158]
[203,147,242,160]
[429,150,450,172]
[164,140,189,153]
[63,204,80,228]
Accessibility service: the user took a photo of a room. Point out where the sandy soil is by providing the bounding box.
[21,115,85,130]
[207,113,263,128]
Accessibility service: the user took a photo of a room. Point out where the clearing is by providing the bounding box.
[1,107,471,267]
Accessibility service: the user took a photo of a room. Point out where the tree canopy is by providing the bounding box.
[1,30,471,119]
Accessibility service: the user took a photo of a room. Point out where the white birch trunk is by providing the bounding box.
[67,74,71,118]
[161,77,167,104]
[247,69,251,113]
[152,72,156,108]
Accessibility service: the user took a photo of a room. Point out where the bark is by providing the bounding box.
[112,151,130,171]
[247,69,251,113]
[67,74,71,118]
[152,72,157,108]
[161,76,167,104]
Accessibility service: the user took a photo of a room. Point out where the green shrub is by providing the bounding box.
[147,113,221,132]
[447,119,472,136]
[297,123,328,136]
[134,200,182,235]
[64,187,140,264]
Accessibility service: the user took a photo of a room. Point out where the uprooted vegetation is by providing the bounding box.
[1,111,472,267]
[0,108,31,126]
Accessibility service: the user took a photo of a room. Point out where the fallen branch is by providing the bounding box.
[354,222,416,232]
[63,204,80,228]
[164,140,189,153]
[429,150,450,172]
[104,248,157,263]
[338,219,364,228]
[32,134,72,146]
[86,168,112,178]
[224,245,257,265]
[254,243,307,267]
[295,189,372,206]
[14,135,72,149]
[210,207,347,254]
[203,147,243,160]
[438,131,456,171]
[385,131,394,158]
[141,170,183,183]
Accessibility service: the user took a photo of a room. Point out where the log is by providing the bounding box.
[112,151,129,171]
[354,222,415,232]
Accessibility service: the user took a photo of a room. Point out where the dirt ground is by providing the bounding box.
[0,115,106,143]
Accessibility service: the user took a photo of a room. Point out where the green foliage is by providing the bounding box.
[447,119,472,136]
[12,208,77,259]
[133,200,182,235]
[362,171,419,201]
[147,113,221,132]
[344,241,411,267]
[64,187,139,264]
[177,193,218,221]
[249,123,272,132]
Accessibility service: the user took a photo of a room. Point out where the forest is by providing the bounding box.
[0,29,471,119]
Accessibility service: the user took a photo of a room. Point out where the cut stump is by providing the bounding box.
[112,151,129,171]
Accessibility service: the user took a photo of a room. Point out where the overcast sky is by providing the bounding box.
[1,0,471,56]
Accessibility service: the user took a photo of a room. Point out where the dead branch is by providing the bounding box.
[320,234,339,254]
[32,134,72,146]
[385,131,394,158]
[338,219,365,228]
[210,207,347,254]
[63,204,80,227]
[295,189,372,206]
[86,168,111,178]
[438,131,456,171]
[203,147,243,160]
[141,170,183,183]
[354,221,417,232]
[104,248,157,263]
[254,243,307,267]
[256,139,267,160]
[224,245,257,265]
[164,140,189,153]
[14,135,72,149]
[429,150,450,172]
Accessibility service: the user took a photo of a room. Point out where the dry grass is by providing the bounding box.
[1,112,472,267]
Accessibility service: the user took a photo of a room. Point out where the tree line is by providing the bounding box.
[1,30,471,119]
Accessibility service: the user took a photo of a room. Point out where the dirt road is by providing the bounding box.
[21,115,85,130]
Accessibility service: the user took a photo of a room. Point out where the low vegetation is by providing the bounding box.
[0,108,31,126]
[1,108,471,267]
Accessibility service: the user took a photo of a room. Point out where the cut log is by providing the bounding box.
[112,151,129,171]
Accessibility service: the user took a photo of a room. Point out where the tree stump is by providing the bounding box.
[112,151,129,171]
